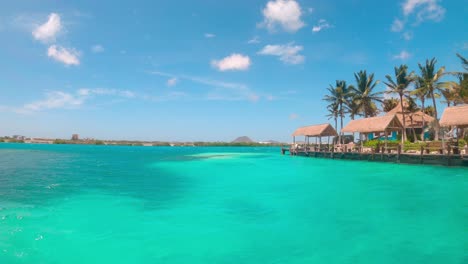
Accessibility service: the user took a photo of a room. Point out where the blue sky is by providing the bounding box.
[0,0,466,142]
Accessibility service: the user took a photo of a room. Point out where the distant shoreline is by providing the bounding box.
[0,139,286,147]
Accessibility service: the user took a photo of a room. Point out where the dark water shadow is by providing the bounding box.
[0,146,194,210]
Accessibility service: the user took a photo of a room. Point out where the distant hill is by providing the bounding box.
[232,136,254,143]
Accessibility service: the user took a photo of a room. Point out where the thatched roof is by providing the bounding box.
[386,102,434,128]
[439,105,468,127]
[292,123,338,137]
[342,115,403,133]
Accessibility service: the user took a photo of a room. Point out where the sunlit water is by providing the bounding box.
[0,144,467,263]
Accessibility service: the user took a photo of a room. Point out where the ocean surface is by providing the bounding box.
[0,144,467,263]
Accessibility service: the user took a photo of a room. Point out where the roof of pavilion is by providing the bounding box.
[439,105,468,127]
[342,114,403,133]
[292,123,338,137]
[386,102,435,128]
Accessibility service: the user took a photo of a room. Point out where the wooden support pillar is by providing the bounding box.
[397,144,401,163]
[384,130,388,153]
[360,133,363,153]
[420,145,424,164]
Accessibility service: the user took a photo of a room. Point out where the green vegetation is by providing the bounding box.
[363,140,399,148]
[53,139,68,144]
[94,140,105,145]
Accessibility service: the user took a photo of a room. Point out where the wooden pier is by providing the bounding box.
[282,145,468,167]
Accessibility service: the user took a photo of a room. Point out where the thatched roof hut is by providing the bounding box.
[439,105,468,127]
[342,115,403,133]
[387,103,434,128]
[292,123,338,137]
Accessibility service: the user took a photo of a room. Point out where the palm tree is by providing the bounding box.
[323,80,349,144]
[384,64,413,142]
[456,53,468,71]
[406,97,420,142]
[326,102,339,135]
[382,98,399,112]
[424,106,435,117]
[417,58,446,140]
[344,95,361,120]
[411,76,430,141]
[447,53,468,104]
[350,70,383,118]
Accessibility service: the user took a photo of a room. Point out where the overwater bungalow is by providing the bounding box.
[384,102,435,141]
[341,114,404,149]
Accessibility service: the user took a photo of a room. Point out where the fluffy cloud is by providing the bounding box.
[91,44,104,53]
[393,50,411,60]
[258,43,304,64]
[32,13,62,43]
[392,0,445,32]
[312,19,332,33]
[204,33,216,38]
[47,45,80,66]
[260,0,305,33]
[391,18,404,32]
[402,0,445,21]
[211,54,251,71]
[167,77,178,87]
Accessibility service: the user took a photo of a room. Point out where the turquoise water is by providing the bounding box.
[0,144,467,263]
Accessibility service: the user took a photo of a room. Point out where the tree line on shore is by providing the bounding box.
[323,53,468,143]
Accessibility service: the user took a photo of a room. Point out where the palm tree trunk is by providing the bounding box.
[339,102,343,145]
[411,116,417,142]
[399,94,407,143]
[431,92,439,141]
[421,98,425,141]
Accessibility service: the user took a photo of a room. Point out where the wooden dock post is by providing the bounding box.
[397,144,401,163]
[420,145,424,164]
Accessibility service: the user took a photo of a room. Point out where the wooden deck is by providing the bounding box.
[282,146,468,167]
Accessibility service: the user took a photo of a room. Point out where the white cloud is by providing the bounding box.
[204,33,216,38]
[258,43,304,64]
[312,19,332,33]
[32,13,62,43]
[393,50,411,60]
[91,44,104,53]
[403,31,413,40]
[391,0,445,35]
[391,18,404,32]
[211,53,251,71]
[402,0,445,21]
[24,91,84,111]
[150,71,259,102]
[77,88,135,98]
[47,45,80,66]
[167,77,178,87]
[260,0,305,33]
[289,113,299,120]
[247,36,260,44]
